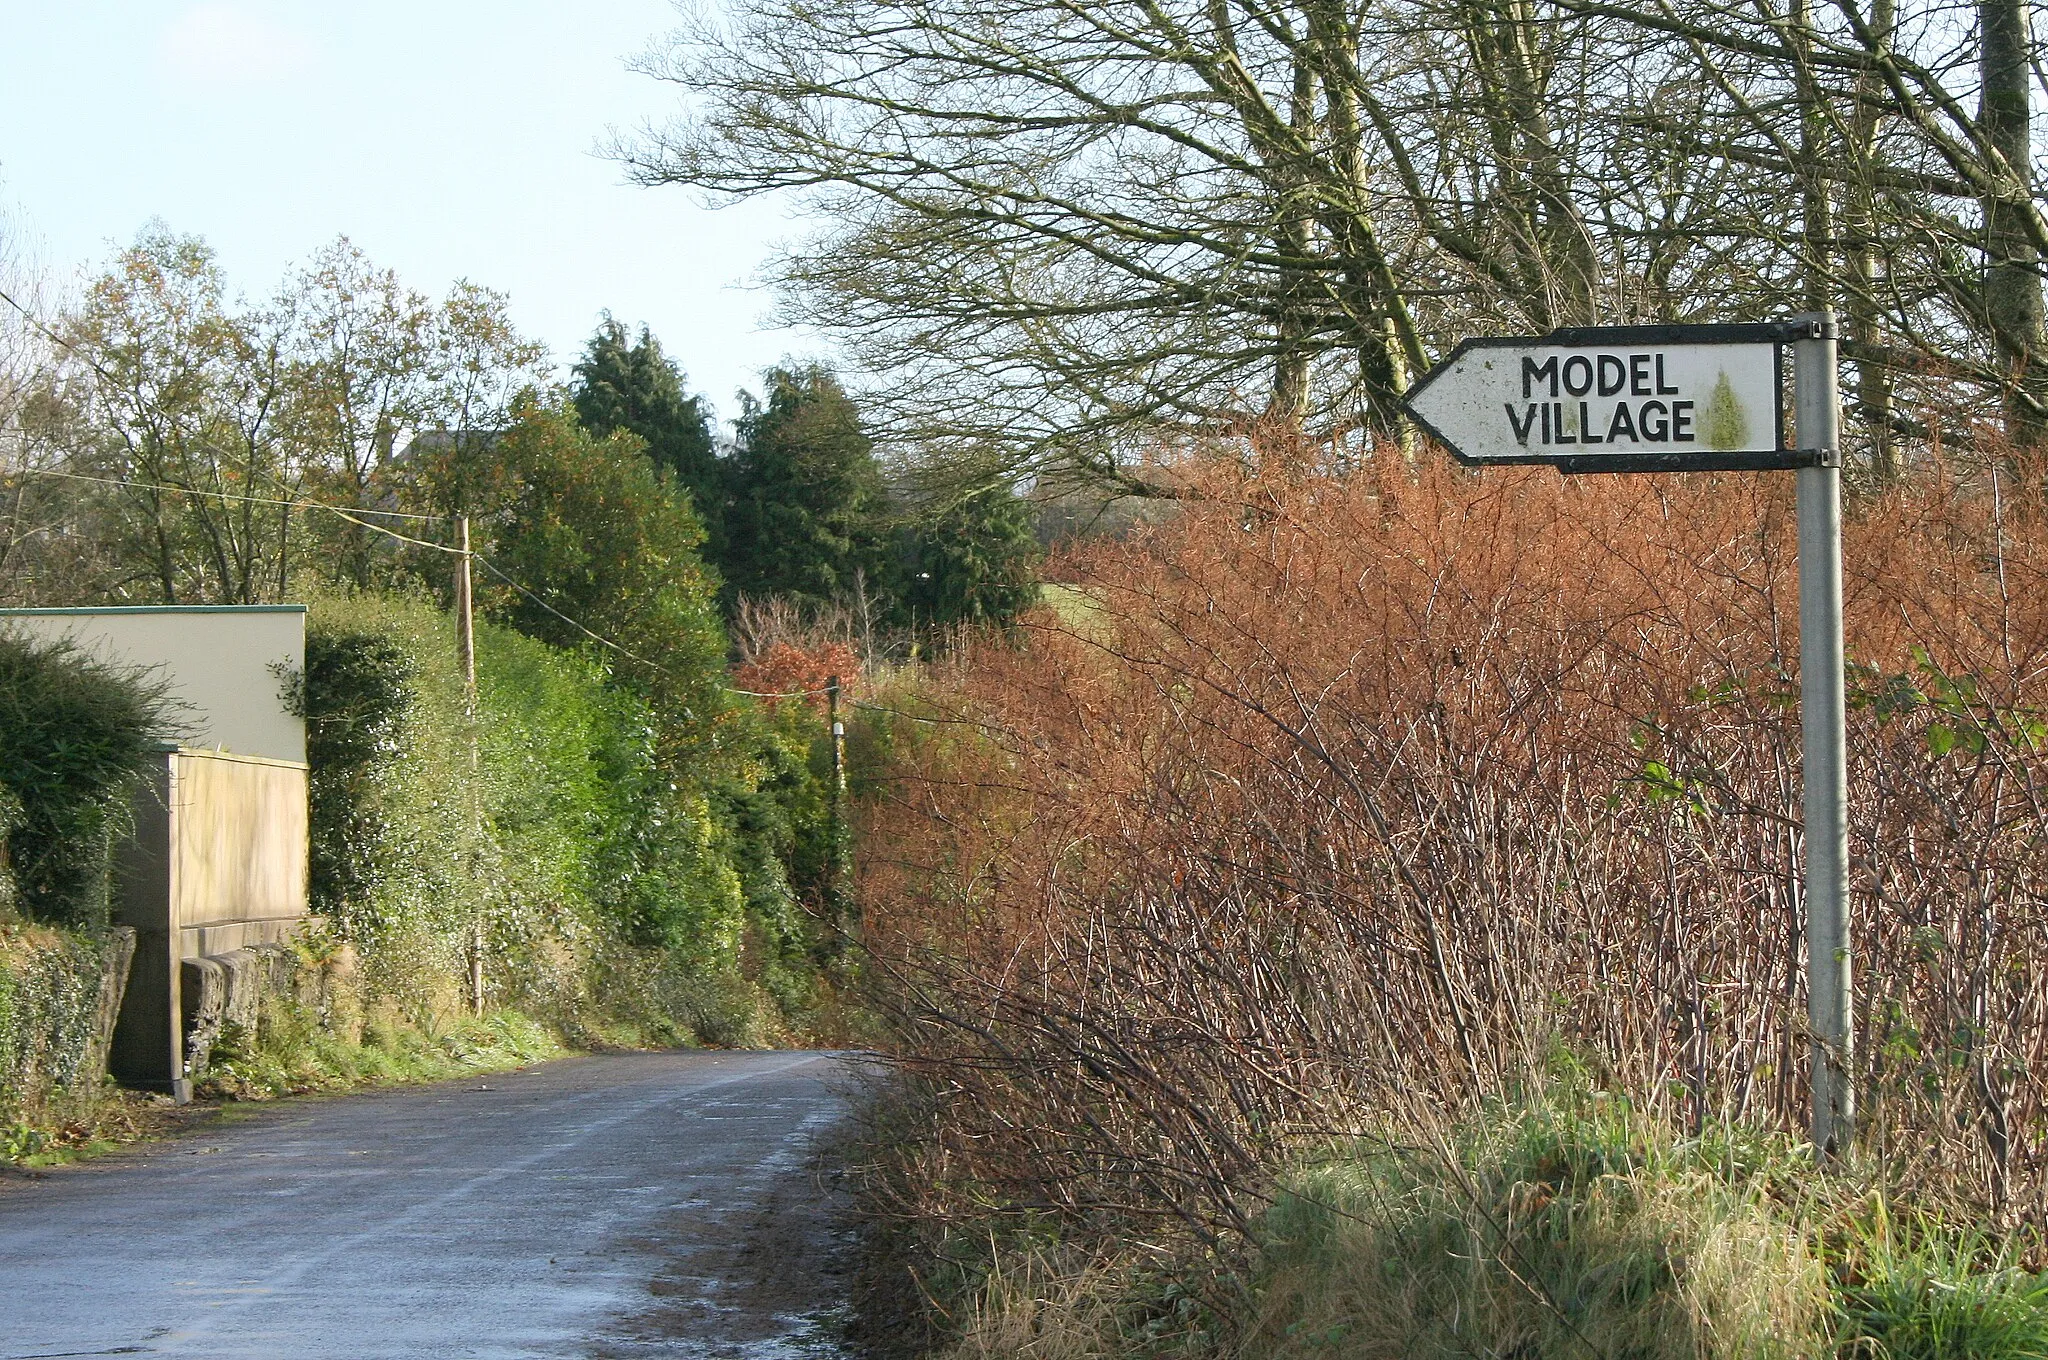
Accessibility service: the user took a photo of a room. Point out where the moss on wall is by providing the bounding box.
[0,924,131,1120]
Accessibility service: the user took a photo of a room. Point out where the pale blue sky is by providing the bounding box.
[0,0,818,425]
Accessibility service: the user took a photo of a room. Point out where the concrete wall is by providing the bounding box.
[0,606,306,764]
[109,749,310,1099]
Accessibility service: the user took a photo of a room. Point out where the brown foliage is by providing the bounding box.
[852,456,2048,1244]
[732,641,859,712]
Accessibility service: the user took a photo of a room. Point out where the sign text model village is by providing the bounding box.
[1404,316,1852,1155]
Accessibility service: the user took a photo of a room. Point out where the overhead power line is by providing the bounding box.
[11,465,448,522]
[466,552,674,677]
[0,285,861,708]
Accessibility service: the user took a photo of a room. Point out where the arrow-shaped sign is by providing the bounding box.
[1403,322,1809,472]
[1404,311,1860,1155]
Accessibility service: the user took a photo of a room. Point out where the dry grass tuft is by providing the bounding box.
[1252,1090,1832,1360]
[939,1252,1135,1360]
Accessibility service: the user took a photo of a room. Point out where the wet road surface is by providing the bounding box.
[0,1050,858,1358]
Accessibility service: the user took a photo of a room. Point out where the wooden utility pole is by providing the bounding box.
[455,514,483,1016]
[455,514,477,705]
[827,675,847,795]
[827,675,849,939]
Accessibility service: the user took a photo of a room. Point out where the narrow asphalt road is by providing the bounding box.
[0,1050,860,1359]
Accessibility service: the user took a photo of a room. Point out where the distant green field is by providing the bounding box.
[1038,583,1111,636]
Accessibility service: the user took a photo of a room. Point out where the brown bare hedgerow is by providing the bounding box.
[732,640,860,712]
[849,453,2048,1252]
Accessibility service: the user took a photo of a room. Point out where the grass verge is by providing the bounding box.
[195,1003,565,1101]
[1,1003,568,1172]
[888,1084,2048,1360]
[1,1087,201,1169]
[1250,1096,1829,1360]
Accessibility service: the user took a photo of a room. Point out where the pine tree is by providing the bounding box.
[570,319,723,556]
[724,365,892,609]
[903,480,1042,631]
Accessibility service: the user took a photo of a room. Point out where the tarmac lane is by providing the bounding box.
[0,1050,860,1359]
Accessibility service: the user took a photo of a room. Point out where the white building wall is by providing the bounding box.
[0,606,306,764]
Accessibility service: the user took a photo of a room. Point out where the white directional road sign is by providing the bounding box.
[1401,312,1855,1154]
[1399,314,1855,1153]
[1403,323,1808,472]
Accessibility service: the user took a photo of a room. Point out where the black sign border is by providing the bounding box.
[1404,322,1811,474]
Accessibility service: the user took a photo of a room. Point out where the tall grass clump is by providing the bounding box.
[1835,1216,2048,1360]
[848,452,2048,1335]
[1254,1083,1832,1360]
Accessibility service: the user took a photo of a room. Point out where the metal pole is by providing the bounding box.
[1793,312,1852,1156]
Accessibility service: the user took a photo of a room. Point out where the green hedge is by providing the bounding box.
[296,591,834,1035]
[0,633,174,929]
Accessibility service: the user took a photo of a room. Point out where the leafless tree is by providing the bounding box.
[5,229,549,606]
[0,206,72,603]
[1556,0,2047,458]
[47,226,294,604]
[629,0,2043,485]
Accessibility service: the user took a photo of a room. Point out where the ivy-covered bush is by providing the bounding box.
[0,633,175,928]
[291,593,494,1017]
[0,924,119,1117]
[295,592,835,1040]
[293,626,415,923]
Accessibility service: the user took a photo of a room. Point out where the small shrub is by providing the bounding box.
[733,640,859,712]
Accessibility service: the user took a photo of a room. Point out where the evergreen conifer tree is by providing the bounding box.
[488,402,727,725]
[724,365,892,609]
[903,481,1041,630]
[570,319,723,557]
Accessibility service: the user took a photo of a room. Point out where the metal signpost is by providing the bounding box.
[1404,315,1852,1155]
